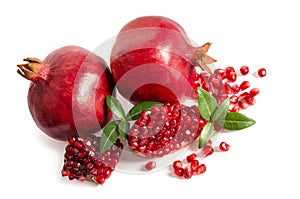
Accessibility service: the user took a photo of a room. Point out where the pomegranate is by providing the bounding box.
[17,46,115,141]
[110,16,216,104]
[62,135,123,184]
[127,102,206,157]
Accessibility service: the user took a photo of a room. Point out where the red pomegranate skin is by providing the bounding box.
[18,46,115,141]
[110,16,215,104]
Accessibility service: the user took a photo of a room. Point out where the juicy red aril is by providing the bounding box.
[230,105,240,112]
[226,72,237,82]
[128,103,205,158]
[245,96,256,105]
[258,68,267,77]
[225,66,235,75]
[230,95,238,104]
[240,65,249,75]
[201,145,214,157]
[250,88,260,97]
[61,135,123,185]
[174,168,184,176]
[190,160,199,171]
[183,166,193,179]
[173,160,183,169]
[145,161,156,171]
[238,100,248,109]
[231,84,240,94]
[240,81,251,91]
[194,164,206,175]
[219,142,231,151]
[186,153,197,163]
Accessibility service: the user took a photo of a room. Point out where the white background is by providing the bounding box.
[1,0,299,198]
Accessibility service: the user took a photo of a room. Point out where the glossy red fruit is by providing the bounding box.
[258,68,267,77]
[240,65,249,75]
[110,16,216,104]
[186,153,197,163]
[190,159,199,171]
[194,164,206,175]
[201,145,214,157]
[174,168,184,176]
[145,161,156,171]
[219,142,231,151]
[61,135,123,185]
[173,160,183,169]
[240,81,251,91]
[249,88,260,97]
[183,166,193,179]
[128,103,206,158]
[17,46,114,141]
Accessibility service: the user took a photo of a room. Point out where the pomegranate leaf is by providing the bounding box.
[126,101,163,120]
[197,87,218,120]
[218,112,256,130]
[100,121,119,154]
[106,95,126,120]
[211,97,230,124]
[118,121,129,141]
[199,122,214,148]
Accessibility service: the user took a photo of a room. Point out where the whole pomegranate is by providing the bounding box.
[17,46,115,141]
[110,16,216,104]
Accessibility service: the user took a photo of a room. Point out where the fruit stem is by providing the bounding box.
[17,57,49,82]
[192,42,216,74]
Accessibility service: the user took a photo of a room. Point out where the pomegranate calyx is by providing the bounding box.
[193,42,216,74]
[17,57,49,82]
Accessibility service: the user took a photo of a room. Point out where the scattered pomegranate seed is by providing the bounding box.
[249,88,260,97]
[240,81,251,91]
[225,66,235,75]
[231,84,240,94]
[238,100,248,110]
[245,96,256,105]
[230,95,239,104]
[186,153,197,163]
[227,72,237,82]
[145,161,156,171]
[190,160,199,171]
[194,164,206,175]
[201,145,214,157]
[173,160,183,169]
[183,166,193,179]
[258,68,266,77]
[174,168,184,176]
[240,65,249,75]
[219,142,231,151]
[230,105,240,112]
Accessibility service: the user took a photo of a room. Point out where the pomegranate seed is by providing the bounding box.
[219,142,231,151]
[230,95,238,104]
[231,84,240,94]
[245,96,256,105]
[238,92,249,100]
[174,168,184,176]
[240,65,249,75]
[173,160,183,169]
[258,68,266,77]
[225,66,235,75]
[230,105,240,112]
[240,81,251,91]
[186,153,197,163]
[249,88,260,97]
[190,160,199,171]
[183,166,193,179]
[238,100,248,109]
[206,140,212,146]
[145,161,156,171]
[227,72,237,82]
[201,145,214,157]
[224,84,232,94]
[194,164,206,175]
[95,176,105,184]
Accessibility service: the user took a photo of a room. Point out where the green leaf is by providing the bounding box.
[197,87,218,120]
[211,97,230,124]
[100,121,119,154]
[218,112,256,130]
[118,120,129,141]
[199,122,214,148]
[106,95,126,120]
[126,101,163,120]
